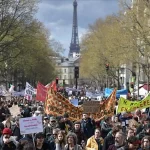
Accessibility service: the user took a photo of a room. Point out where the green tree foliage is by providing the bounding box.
[80,0,150,88]
[0,0,57,87]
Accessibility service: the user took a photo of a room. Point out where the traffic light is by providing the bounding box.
[74,66,79,78]
[106,64,109,71]
[56,78,59,84]
[63,79,65,85]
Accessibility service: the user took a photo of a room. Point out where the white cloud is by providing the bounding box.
[35,0,119,56]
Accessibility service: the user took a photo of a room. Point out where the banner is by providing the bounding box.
[36,82,47,102]
[83,101,100,113]
[45,88,83,120]
[117,95,150,113]
[95,88,117,120]
[24,82,34,100]
[45,88,116,121]
[19,116,43,135]
[105,88,127,98]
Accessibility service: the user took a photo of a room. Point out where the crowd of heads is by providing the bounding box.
[0,96,149,150]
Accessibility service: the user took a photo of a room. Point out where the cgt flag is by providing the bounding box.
[36,82,47,102]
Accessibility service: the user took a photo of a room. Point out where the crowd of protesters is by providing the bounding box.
[0,96,150,150]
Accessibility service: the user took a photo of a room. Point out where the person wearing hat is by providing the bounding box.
[81,113,95,140]
[11,116,23,141]
[58,113,73,134]
[35,133,49,150]
[72,121,85,145]
[0,128,18,150]
[124,136,140,150]
[43,116,58,138]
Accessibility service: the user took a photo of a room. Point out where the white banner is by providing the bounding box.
[24,82,34,100]
[19,116,43,135]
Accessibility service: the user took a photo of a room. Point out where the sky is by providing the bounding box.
[36,0,120,56]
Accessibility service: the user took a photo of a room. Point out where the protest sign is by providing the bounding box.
[19,116,43,135]
[117,95,150,113]
[24,82,34,100]
[83,101,100,113]
[70,99,78,107]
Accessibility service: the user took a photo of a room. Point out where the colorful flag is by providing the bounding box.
[50,81,57,91]
[96,88,117,120]
[36,82,47,102]
[44,87,82,120]
[117,94,150,113]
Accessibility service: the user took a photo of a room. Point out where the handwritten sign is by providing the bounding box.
[19,116,43,135]
[83,101,100,113]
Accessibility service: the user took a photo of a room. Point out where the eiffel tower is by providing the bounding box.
[69,0,80,58]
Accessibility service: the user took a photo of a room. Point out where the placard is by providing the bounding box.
[83,101,100,113]
[19,116,43,135]
[24,82,34,100]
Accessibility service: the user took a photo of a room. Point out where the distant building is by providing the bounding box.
[55,57,79,86]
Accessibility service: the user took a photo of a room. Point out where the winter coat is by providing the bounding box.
[86,136,103,150]
[0,136,18,150]
[102,134,115,150]
[81,118,95,139]
[101,122,112,138]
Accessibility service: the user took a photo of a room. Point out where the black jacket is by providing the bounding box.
[103,134,115,150]
[81,118,95,140]
[0,136,16,150]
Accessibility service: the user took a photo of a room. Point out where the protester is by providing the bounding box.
[11,116,22,141]
[72,121,85,145]
[103,126,121,150]
[64,132,82,150]
[125,136,140,150]
[108,131,126,150]
[140,136,150,150]
[81,113,95,140]
[101,117,112,138]
[86,128,104,150]
[35,133,50,150]
[0,128,18,150]
[55,131,66,150]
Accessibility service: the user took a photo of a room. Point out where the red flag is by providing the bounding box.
[36,82,47,102]
[50,81,57,91]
